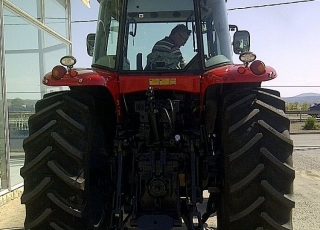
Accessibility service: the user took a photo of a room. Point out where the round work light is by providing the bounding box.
[239,51,256,63]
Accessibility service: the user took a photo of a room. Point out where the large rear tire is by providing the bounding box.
[218,88,295,230]
[21,91,115,229]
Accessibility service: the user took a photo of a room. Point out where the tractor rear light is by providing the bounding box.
[69,69,78,77]
[237,66,246,74]
[250,60,266,75]
[52,65,67,80]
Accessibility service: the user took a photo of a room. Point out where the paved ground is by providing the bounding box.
[0,132,319,229]
[291,134,320,230]
[0,197,24,230]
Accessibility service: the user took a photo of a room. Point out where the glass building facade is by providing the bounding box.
[0,0,71,193]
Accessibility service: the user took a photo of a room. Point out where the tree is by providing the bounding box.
[301,102,310,111]
[10,98,24,108]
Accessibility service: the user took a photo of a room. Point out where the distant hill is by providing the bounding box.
[283,93,320,104]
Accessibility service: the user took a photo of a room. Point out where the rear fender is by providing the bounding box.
[201,64,277,93]
[200,64,276,109]
[43,68,121,122]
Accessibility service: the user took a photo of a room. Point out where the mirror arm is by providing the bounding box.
[229,24,238,32]
[129,18,137,37]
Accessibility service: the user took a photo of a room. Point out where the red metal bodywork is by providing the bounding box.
[43,64,277,122]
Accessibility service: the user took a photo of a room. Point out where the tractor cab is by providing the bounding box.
[87,0,249,73]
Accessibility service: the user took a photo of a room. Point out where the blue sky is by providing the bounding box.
[71,0,320,97]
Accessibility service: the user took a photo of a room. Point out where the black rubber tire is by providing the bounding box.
[217,88,295,230]
[21,91,114,229]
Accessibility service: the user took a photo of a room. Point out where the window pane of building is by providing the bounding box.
[45,0,68,38]
[0,56,7,191]
[0,101,7,190]
[6,53,41,100]
[3,3,70,187]
[4,10,39,50]
[0,1,8,191]
[7,0,39,20]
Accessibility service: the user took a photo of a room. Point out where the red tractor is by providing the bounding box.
[21,0,295,229]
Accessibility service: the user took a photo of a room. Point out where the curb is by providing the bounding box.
[0,186,23,207]
[290,132,320,135]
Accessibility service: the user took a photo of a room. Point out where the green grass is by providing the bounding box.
[304,117,320,130]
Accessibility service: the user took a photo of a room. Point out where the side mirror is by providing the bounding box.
[233,30,250,54]
[86,33,96,56]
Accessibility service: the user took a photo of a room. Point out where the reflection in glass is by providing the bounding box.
[0,67,7,191]
[4,10,39,50]
[1,2,8,191]
[45,0,68,38]
[7,0,39,19]
[3,3,70,187]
